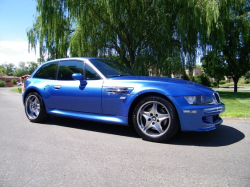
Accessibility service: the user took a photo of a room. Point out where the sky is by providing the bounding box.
[0,0,38,67]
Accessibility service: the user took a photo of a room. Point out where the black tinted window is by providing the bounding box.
[89,59,136,78]
[33,63,58,79]
[58,60,84,80]
[85,64,101,80]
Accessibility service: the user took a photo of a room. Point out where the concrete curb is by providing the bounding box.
[214,86,250,91]
[222,117,250,123]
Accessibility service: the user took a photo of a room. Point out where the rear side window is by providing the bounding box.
[33,63,58,79]
[57,60,84,80]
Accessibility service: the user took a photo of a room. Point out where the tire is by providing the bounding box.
[132,96,179,142]
[25,92,49,123]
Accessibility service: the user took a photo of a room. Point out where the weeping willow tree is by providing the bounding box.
[201,0,250,92]
[28,0,222,76]
[201,51,227,88]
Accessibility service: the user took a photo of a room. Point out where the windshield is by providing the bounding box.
[89,59,137,78]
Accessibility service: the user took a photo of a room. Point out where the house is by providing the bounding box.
[171,67,204,79]
[149,66,204,79]
[0,74,20,87]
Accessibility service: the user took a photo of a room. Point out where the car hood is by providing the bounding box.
[110,76,211,89]
[108,76,214,95]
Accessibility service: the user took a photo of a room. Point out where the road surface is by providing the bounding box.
[0,88,250,186]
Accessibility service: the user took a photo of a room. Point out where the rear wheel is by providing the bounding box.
[25,92,49,122]
[132,96,179,142]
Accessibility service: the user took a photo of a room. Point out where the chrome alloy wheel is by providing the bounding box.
[136,101,171,137]
[25,95,41,120]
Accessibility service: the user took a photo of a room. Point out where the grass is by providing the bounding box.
[218,91,250,118]
[9,87,250,118]
[218,78,250,87]
[10,87,22,94]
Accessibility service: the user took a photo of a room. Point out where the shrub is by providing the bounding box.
[201,75,211,87]
[0,80,5,87]
[244,79,250,84]
[18,87,22,93]
[12,79,17,85]
[182,72,190,81]
[244,71,250,79]
[210,83,215,88]
[193,74,211,87]
[219,80,226,84]
[238,77,245,84]
[194,75,202,84]
[213,82,218,87]
[210,82,218,88]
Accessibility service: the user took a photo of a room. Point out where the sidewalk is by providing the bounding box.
[222,117,250,123]
[214,86,250,91]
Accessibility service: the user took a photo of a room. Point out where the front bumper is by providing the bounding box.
[181,104,225,131]
[170,96,225,132]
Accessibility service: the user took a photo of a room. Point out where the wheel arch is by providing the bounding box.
[24,88,50,122]
[23,88,42,104]
[128,92,180,126]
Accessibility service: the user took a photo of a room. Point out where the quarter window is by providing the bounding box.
[85,64,101,80]
[33,63,58,80]
[57,60,84,80]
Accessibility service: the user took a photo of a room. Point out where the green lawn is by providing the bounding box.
[218,91,250,118]
[10,87,22,94]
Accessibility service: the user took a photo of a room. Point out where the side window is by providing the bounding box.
[85,64,101,80]
[33,63,58,80]
[58,60,84,80]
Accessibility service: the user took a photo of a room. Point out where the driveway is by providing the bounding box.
[0,88,249,186]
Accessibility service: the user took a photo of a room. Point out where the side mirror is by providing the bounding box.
[72,73,84,80]
[72,73,87,86]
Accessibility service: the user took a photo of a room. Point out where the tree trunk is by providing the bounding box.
[128,48,135,69]
[217,79,220,88]
[122,54,132,69]
[232,77,239,92]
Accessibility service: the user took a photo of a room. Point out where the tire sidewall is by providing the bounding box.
[132,96,179,142]
[25,92,48,122]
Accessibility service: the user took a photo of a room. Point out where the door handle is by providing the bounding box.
[54,85,61,90]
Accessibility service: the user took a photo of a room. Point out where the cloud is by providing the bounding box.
[0,41,28,52]
[0,40,38,66]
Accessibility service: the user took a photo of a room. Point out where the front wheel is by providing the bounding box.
[132,96,179,142]
[25,92,49,122]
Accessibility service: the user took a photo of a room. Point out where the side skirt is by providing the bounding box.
[47,109,128,126]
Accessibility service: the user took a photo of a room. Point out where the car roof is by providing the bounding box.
[45,57,105,63]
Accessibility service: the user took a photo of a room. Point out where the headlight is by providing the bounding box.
[184,95,215,105]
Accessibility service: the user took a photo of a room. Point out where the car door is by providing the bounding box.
[51,60,103,114]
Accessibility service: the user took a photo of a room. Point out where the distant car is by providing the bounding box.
[22,57,225,142]
[16,81,22,86]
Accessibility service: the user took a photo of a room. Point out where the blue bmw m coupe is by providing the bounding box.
[23,57,225,142]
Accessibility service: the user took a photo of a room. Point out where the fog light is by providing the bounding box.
[183,110,197,114]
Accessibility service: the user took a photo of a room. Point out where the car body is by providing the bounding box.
[23,57,225,142]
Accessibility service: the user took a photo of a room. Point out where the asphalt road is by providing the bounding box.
[0,88,250,187]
